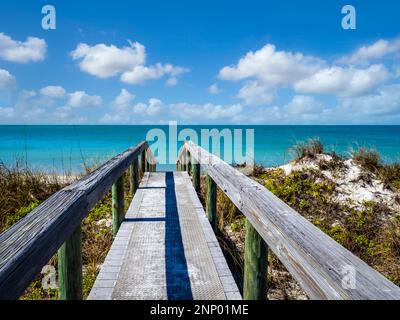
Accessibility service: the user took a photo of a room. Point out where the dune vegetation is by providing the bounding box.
[0,163,134,299]
[205,139,400,299]
[1,140,399,300]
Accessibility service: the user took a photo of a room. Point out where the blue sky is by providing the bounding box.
[0,0,399,124]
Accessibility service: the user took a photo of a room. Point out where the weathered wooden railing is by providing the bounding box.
[0,141,156,300]
[177,141,400,300]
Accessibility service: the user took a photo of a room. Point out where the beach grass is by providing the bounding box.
[1,140,400,300]
[0,161,134,300]
[201,140,400,299]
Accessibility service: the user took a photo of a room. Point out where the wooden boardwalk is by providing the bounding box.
[2,140,400,300]
[88,171,241,300]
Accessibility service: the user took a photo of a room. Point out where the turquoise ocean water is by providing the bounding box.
[1,125,400,173]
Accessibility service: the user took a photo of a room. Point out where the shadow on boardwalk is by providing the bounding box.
[165,172,193,299]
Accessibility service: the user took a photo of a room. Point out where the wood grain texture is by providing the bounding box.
[206,175,217,231]
[89,172,240,300]
[141,150,146,176]
[179,141,400,300]
[58,225,83,300]
[112,175,125,237]
[0,141,151,300]
[182,151,187,172]
[129,158,139,196]
[192,160,200,193]
[243,219,267,300]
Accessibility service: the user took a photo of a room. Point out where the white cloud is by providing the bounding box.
[209,83,222,94]
[18,89,36,101]
[280,95,326,123]
[208,83,221,94]
[132,102,146,114]
[0,32,47,63]
[337,84,400,117]
[166,77,177,87]
[283,95,323,115]
[219,44,324,86]
[100,113,126,124]
[133,98,163,116]
[113,88,135,109]
[0,107,14,119]
[0,69,16,89]
[52,106,75,122]
[219,42,396,102]
[338,38,400,65]
[121,63,188,85]
[0,86,106,123]
[396,66,400,77]
[71,41,189,85]
[147,98,163,115]
[237,81,275,105]
[294,64,390,96]
[171,102,243,121]
[40,86,66,98]
[67,91,102,108]
[275,86,400,124]
[71,41,145,78]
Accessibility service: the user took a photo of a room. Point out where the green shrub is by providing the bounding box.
[254,167,400,286]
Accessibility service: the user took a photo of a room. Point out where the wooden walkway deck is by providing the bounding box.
[88,171,241,300]
[2,140,400,300]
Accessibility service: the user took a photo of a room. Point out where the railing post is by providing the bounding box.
[206,175,217,231]
[112,175,125,237]
[243,219,268,300]
[182,152,187,172]
[192,158,200,193]
[58,225,82,300]
[187,151,191,175]
[149,157,156,172]
[141,150,146,175]
[130,157,139,196]
[145,151,150,172]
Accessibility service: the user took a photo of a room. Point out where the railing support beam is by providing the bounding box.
[58,225,82,300]
[129,157,139,196]
[182,152,187,172]
[141,150,146,176]
[112,175,125,237]
[206,175,217,231]
[145,151,150,172]
[243,219,268,300]
[192,159,200,193]
[149,159,156,172]
[187,151,191,175]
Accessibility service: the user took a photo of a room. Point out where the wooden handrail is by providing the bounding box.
[0,141,154,300]
[178,141,400,300]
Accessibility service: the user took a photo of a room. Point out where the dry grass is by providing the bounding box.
[0,161,135,300]
[199,174,308,299]
[352,148,381,172]
[257,166,400,287]
[352,147,400,191]
[290,138,324,160]
[199,143,400,299]
[0,161,64,233]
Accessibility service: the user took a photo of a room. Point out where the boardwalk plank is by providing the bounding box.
[182,141,400,300]
[88,172,240,300]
